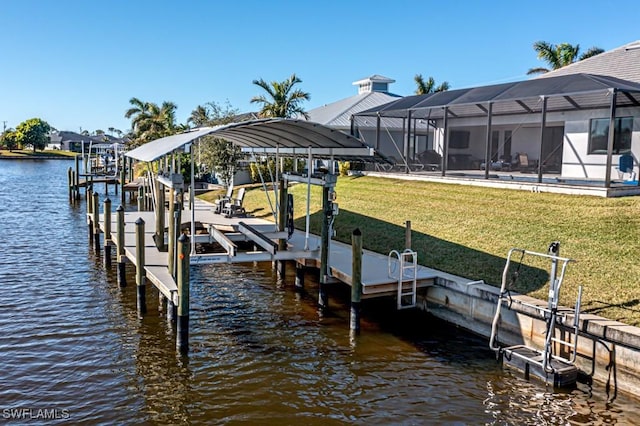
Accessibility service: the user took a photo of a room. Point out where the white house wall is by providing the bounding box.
[428,106,639,178]
[562,107,640,179]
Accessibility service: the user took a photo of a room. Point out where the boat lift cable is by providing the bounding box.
[190,141,196,255]
[250,153,278,227]
[267,152,279,225]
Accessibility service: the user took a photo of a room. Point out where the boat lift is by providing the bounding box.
[489,241,583,387]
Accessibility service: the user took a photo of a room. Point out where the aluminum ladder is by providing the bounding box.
[388,249,418,309]
[489,242,583,387]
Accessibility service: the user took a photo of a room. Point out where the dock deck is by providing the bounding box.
[96,198,438,302]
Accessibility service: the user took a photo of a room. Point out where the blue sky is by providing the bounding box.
[1,0,638,134]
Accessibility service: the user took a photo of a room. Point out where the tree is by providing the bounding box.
[414,74,450,95]
[1,129,18,151]
[124,97,179,145]
[250,73,310,119]
[15,118,51,152]
[94,129,105,135]
[187,105,211,128]
[527,41,604,75]
[199,139,243,188]
[195,100,243,187]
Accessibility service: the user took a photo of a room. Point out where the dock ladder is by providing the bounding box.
[388,249,418,310]
[489,242,583,387]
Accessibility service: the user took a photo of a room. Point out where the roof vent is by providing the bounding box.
[625,42,640,51]
[352,75,395,94]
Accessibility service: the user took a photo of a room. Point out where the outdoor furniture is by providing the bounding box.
[518,153,537,173]
[617,154,636,181]
[417,150,442,171]
[214,185,234,214]
[221,187,246,218]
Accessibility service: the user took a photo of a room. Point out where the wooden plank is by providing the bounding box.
[209,225,237,256]
[145,265,178,300]
[237,222,278,254]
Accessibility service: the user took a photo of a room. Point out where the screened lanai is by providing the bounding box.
[353,73,640,189]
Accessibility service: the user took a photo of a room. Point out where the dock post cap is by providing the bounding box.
[116,205,124,212]
[353,228,362,236]
[104,197,111,203]
[135,217,145,225]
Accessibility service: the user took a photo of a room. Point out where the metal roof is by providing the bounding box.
[305,91,401,128]
[355,73,640,120]
[125,118,389,163]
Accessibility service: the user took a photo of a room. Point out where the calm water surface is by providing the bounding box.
[0,159,637,425]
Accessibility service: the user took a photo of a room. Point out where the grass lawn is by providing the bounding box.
[0,149,77,158]
[203,176,640,326]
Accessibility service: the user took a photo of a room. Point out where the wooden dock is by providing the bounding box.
[93,197,438,304]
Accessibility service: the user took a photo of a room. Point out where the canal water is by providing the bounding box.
[0,159,637,424]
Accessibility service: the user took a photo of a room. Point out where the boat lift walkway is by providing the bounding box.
[97,197,439,305]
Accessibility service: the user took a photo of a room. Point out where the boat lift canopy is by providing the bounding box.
[125,118,389,163]
[125,118,389,256]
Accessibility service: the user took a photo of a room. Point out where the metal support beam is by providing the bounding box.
[484,102,493,180]
[605,89,618,188]
[375,113,381,151]
[441,107,449,176]
[537,96,548,183]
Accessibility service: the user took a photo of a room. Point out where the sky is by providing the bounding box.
[1,0,638,134]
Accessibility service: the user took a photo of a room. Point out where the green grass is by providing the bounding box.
[201,176,640,326]
[0,149,77,158]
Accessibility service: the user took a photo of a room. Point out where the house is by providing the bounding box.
[305,75,409,168]
[48,131,127,152]
[353,41,640,187]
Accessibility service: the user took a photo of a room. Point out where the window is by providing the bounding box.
[588,117,633,154]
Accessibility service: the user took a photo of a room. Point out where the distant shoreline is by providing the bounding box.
[0,151,76,160]
[0,155,74,160]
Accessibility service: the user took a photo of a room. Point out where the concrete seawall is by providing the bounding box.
[419,273,640,398]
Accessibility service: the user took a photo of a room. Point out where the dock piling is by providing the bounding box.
[103,198,112,268]
[318,185,331,309]
[116,205,127,287]
[87,187,94,244]
[155,180,165,250]
[350,228,363,333]
[276,178,287,278]
[135,217,147,315]
[74,155,80,200]
[120,166,126,205]
[177,233,190,354]
[67,167,73,202]
[92,192,100,253]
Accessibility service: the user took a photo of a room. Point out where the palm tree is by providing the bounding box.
[187,104,212,128]
[124,97,152,135]
[414,74,450,95]
[125,98,178,144]
[250,73,310,119]
[527,41,604,75]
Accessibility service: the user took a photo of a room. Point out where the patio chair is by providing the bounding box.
[617,154,636,181]
[214,185,234,214]
[518,153,537,173]
[221,187,246,218]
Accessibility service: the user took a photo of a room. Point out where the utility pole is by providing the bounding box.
[2,121,7,132]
